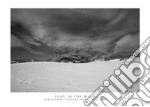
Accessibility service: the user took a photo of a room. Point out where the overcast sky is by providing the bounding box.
[11,9,139,58]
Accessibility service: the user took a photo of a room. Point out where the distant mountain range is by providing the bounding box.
[11,46,134,63]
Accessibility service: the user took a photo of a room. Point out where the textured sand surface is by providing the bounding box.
[11,60,125,92]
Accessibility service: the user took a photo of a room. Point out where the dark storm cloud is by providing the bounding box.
[11,9,139,57]
[11,21,31,39]
[49,12,108,35]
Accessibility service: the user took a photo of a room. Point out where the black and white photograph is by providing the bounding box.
[11,9,139,92]
[1,0,150,107]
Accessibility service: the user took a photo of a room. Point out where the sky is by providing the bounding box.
[11,9,139,60]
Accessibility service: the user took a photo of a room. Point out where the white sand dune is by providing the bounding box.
[11,60,124,92]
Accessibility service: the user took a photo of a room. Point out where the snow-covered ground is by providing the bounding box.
[11,60,124,92]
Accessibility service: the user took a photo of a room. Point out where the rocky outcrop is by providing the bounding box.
[53,54,91,63]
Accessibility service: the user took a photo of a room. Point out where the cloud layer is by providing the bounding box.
[11,9,139,60]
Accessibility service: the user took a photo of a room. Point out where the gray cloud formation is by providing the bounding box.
[11,9,139,59]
